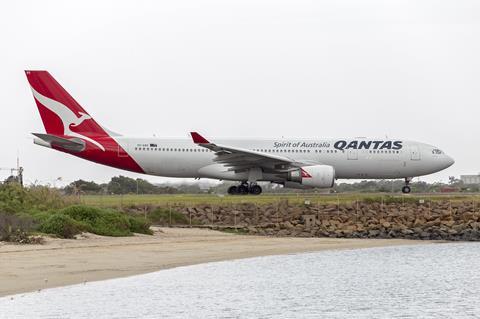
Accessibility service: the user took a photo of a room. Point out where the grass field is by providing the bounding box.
[71,193,480,207]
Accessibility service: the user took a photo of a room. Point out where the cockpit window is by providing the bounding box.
[432,149,443,155]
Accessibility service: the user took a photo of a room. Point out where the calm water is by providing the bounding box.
[1,243,480,319]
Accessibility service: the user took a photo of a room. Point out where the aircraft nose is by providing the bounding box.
[444,155,455,168]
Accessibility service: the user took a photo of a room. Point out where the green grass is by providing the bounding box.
[72,193,480,207]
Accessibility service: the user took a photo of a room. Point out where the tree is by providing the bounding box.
[64,180,103,195]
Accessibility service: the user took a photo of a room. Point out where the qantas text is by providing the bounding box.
[334,140,403,151]
[272,140,403,150]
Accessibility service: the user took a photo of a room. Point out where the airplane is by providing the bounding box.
[25,70,455,195]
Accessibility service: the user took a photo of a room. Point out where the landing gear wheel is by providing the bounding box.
[402,186,411,194]
[227,186,238,195]
[237,184,249,195]
[249,185,262,195]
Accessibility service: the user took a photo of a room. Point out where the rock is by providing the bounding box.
[420,231,430,239]
[295,224,304,231]
[277,229,289,237]
[381,221,391,228]
[247,226,257,233]
[368,230,380,237]
[345,224,357,232]
[143,201,480,241]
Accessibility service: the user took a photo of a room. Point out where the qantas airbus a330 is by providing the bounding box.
[26,71,454,195]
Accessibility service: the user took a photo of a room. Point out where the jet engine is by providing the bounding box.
[286,165,335,188]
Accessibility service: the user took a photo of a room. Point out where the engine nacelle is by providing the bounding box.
[287,165,335,188]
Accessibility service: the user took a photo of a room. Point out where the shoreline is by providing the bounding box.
[0,227,435,297]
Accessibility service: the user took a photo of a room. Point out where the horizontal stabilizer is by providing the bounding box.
[32,133,86,152]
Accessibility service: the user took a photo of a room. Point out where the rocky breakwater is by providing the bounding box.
[168,200,480,241]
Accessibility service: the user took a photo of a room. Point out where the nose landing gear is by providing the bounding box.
[402,177,412,194]
[227,183,263,195]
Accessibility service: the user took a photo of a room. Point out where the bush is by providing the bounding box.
[26,186,65,210]
[60,205,129,236]
[0,184,65,214]
[0,184,152,239]
[39,214,86,239]
[148,207,188,225]
[128,216,153,235]
[59,205,152,237]
[0,212,37,242]
[0,184,28,213]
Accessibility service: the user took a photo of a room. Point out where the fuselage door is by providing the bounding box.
[347,149,358,160]
[410,146,421,161]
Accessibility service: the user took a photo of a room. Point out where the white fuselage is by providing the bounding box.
[114,137,454,182]
[25,71,455,188]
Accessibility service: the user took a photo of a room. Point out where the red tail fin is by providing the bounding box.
[26,70,144,173]
[25,71,109,140]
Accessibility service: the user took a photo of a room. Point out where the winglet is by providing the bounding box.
[190,132,210,144]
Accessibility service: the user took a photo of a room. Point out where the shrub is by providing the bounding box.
[29,210,53,224]
[0,212,37,242]
[26,186,65,210]
[39,213,86,239]
[148,207,188,225]
[128,216,153,235]
[59,205,152,236]
[61,205,104,224]
[4,229,44,244]
[0,184,65,214]
[60,205,129,236]
[0,185,152,239]
[0,184,27,213]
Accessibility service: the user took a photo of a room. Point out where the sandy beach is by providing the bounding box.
[0,228,430,297]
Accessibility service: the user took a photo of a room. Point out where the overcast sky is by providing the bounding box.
[1,0,479,186]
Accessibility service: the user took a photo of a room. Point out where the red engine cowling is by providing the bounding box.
[287,165,335,188]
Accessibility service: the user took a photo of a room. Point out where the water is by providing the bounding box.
[1,243,480,319]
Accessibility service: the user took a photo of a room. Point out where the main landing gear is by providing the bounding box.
[402,177,412,194]
[227,183,262,195]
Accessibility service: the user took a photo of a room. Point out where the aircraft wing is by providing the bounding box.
[190,132,313,173]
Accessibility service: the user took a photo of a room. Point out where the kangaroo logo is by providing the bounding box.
[31,87,105,151]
